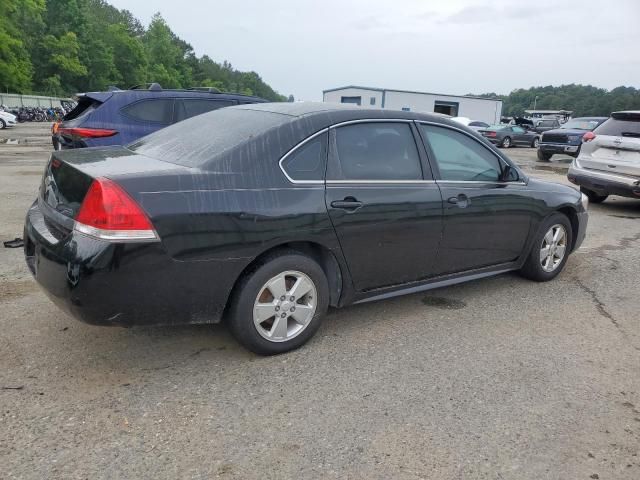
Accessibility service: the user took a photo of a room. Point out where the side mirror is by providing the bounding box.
[500,164,518,182]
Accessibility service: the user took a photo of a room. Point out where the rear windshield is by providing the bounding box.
[538,120,557,127]
[63,97,100,122]
[595,118,640,137]
[128,107,291,167]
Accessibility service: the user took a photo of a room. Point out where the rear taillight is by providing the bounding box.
[583,131,596,142]
[58,127,117,139]
[487,132,496,137]
[74,178,158,242]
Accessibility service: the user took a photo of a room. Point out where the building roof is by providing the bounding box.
[322,85,502,102]
[524,109,573,114]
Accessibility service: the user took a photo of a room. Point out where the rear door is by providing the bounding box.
[511,126,530,145]
[579,114,640,176]
[417,122,533,275]
[325,120,443,291]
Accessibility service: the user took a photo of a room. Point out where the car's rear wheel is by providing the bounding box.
[537,150,552,161]
[519,213,572,282]
[0,119,6,129]
[580,187,608,204]
[501,136,512,148]
[227,252,329,355]
[531,137,540,148]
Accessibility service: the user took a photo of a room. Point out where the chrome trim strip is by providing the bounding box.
[278,128,328,185]
[326,180,435,185]
[435,180,527,186]
[74,222,159,242]
[329,118,413,128]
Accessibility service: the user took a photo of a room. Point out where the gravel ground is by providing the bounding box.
[1,123,639,480]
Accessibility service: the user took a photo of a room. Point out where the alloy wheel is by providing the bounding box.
[253,270,317,342]
[540,224,567,272]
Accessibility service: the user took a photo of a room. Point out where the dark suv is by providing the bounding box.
[52,84,267,149]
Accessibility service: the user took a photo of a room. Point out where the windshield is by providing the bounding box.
[486,125,507,131]
[561,119,602,131]
[538,120,556,127]
[129,107,290,167]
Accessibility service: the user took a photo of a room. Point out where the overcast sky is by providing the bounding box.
[109,0,640,100]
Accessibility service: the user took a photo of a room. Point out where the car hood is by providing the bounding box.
[543,128,586,136]
[0,111,16,121]
[527,177,581,200]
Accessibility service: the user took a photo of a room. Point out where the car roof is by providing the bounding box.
[234,101,454,122]
[81,89,267,103]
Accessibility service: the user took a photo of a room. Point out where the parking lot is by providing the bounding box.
[1,123,640,479]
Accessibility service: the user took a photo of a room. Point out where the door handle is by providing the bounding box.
[331,197,363,212]
[447,194,469,208]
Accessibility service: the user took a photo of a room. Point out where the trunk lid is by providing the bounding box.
[40,146,188,222]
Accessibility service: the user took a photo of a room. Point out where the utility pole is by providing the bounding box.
[534,95,539,111]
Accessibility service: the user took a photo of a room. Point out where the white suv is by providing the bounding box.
[568,111,640,203]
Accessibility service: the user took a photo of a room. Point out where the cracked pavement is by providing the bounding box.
[1,124,640,479]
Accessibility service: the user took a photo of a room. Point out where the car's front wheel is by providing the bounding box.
[531,137,540,148]
[519,213,573,282]
[501,136,512,148]
[227,251,329,355]
[0,119,6,130]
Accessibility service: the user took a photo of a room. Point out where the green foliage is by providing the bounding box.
[476,84,640,117]
[2,0,287,101]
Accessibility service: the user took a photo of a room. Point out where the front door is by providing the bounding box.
[325,121,443,291]
[418,123,534,275]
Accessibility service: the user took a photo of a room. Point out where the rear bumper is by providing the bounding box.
[24,201,243,327]
[539,143,580,155]
[568,163,640,198]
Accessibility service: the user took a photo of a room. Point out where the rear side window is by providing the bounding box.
[174,99,236,122]
[595,118,640,138]
[281,132,327,181]
[328,122,422,181]
[420,124,504,182]
[121,99,174,124]
[469,121,488,127]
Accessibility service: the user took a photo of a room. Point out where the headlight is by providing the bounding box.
[581,193,589,210]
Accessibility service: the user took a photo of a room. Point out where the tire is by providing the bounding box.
[0,119,5,129]
[531,137,540,148]
[501,136,512,148]
[227,251,329,355]
[580,187,608,204]
[519,213,573,282]
[537,149,552,161]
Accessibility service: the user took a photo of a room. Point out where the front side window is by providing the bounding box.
[281,132,327,181]
[329,122,422,181]
[121,99,174,124]
[512,126,525,134]
[420,124,504,182]
[174,99,236,122]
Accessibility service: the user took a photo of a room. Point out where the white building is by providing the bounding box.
[323,85,502,125]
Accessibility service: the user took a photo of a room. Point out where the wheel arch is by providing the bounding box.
[224,241,348,320]
[556,206,580,252]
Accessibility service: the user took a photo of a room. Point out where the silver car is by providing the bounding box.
[568,111,640,203]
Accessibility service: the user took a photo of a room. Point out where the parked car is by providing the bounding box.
[534,118,561,133]
[568,111,640,203]
[25,103,588,355]
[537,117,608,161]
[0,110,17,129]
[51,84,267,149]
[478,124,540,148]
[451,117,490,132]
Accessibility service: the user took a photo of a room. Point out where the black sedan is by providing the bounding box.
[479,124,540,148]
[24,103,588,354]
